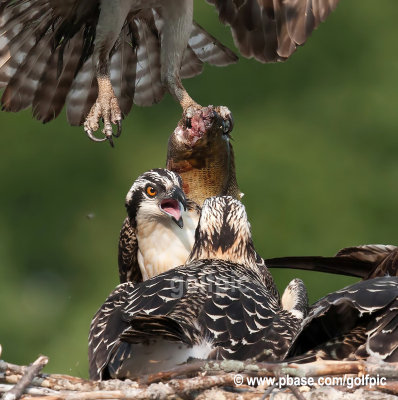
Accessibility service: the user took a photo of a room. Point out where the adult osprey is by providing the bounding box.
[0,0,339,145]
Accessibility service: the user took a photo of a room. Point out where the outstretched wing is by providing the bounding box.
[0,0,100,122]
[207,0,340,62]
[0,1,237,126]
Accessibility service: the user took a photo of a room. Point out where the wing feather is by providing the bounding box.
[33,29,84,122]
[188,22,238,66]
[1,26,53,112]
[207,0,340,62]
[118,217,142,284]
[133,16,164,107]
[65,55,97,126]
[288,277,398,360]
[180,45,204,79]
[0,0,99,122]
[336,244,397,263]
[110,24,137,117]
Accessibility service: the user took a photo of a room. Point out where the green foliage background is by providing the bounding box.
[0,1,397,378]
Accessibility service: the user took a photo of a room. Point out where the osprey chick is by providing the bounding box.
[89,196,308,379]
[118,168,199,282]
[0,0,339,145]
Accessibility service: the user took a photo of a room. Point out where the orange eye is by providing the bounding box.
[146,186,157,197]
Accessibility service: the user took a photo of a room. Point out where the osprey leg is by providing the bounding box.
[83,0,130,146]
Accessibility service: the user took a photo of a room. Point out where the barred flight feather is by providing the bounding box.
[133,18,164,107]
[66,55,97,126]
[180,45,203,80]
[110,24,137,116]
[207,0,339,62]
[188,22,238,66]
[1,28,53,112]
[0,0,339,130]
[33,29,84,122]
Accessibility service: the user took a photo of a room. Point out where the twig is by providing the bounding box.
[288,385,306,400]
[3,356,398,399]
[260,383,277,400]
[142,359,394,384]
[2,356,48,400]
[0,383,59,397]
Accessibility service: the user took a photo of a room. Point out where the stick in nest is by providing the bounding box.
[2,355,48,400]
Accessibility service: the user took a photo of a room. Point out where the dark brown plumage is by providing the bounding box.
[265,244,398,280]
[0,0,339,144]
[89,196,308,379]
[207,0,340,62]
[289,276,398,362]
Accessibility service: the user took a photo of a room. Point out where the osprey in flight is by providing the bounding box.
[0,0,339,145]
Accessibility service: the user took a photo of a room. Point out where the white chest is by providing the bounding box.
[136,210,198,280]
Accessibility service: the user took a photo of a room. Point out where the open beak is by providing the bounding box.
[159,187,187,229]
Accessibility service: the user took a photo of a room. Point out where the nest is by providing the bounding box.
[2,348,398,400]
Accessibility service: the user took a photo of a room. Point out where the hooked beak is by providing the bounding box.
[159,187,187,229]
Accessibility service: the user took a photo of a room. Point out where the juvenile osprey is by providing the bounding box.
[89,196,308,379]
[118,168,200,283]
[265,244,398,280]
[289,276,398,362]
[0,0,339,145]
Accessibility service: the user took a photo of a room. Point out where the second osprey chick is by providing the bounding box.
[118,168,199,282]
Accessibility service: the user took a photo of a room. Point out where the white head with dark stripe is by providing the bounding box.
[188,196,257,267]
[125,169,187,229]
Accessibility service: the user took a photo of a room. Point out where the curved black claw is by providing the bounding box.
[113,120,122,138]
[107,135,114,148]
